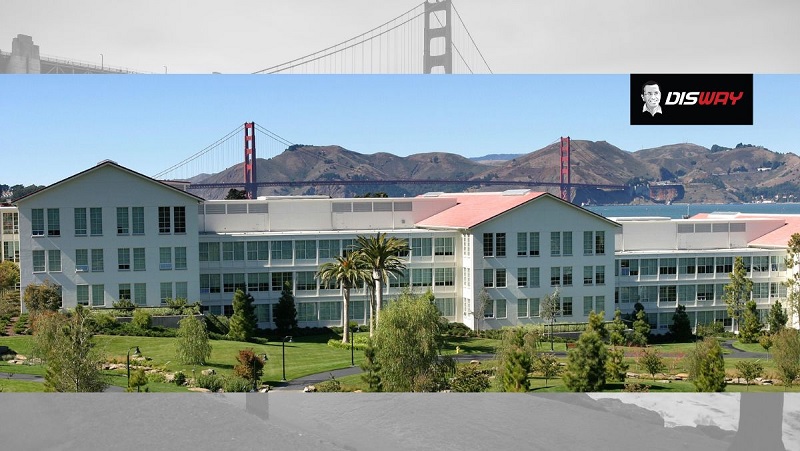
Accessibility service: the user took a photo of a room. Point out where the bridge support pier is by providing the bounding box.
[244,122,257,199]
[423,0,452,74]
[560,137,571,202]
[5,35,41,74]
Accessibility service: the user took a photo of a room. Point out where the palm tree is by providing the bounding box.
[316,254,369,344]
[355,233,409,335]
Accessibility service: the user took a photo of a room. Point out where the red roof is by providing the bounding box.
[416,191,547,229]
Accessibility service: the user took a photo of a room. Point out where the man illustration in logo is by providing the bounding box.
[641,80,662,116]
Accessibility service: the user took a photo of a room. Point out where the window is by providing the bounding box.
[752,282,769,299]
[159,247,172,270]
[562,266,572,286]
[133,248,145,271]
[595,231,606,255]
[771,255,786,271]
[483,298,494,318]
[496,233,506,257]
[659,285,677,303]
[562,297,573,316]
[462,268,470,288]
[91,249,104,272]
[271,241,293,260]
[434,298,455,317]
[119,284,132,302]
[341,239,355,256]
[659,258,677,275]
[116,207,129,234]
[2,212,18,234]
[639,286,658,302]
[495,269,506,288]
[583,266,593,285]
[530,267,540,288]
[297,271,317,291]
[90,208,103,236]
[496,299,507,319]
[752,256,769,272]
[256,304,270,323]
[620,259,638,276]
[584,296,594,316]
[118,248,131,270]
[295,240,316,260]
[175,282,188,300]
[47,208,60,236]
[247,273,270,292]
[318,240,340,259]
[201,274,221,294]
[92,284,105,307]
[412,268,433,287]
[697,284,714,301]
[483,233,493,257]
[517,232,528,256]
[222,242,244,261]
[596,296,605,314]
[223,273,246,293]
[160,282,173,304]
[697,257,715,274]
[75,249,89,272]
[483,268,494,288]
[517,299,528,318]
[517,268,528,287]
[715,257,733,274]
[562,231,572,256]
[132,207,144,235]
[74,208,87,236]
[529,232,540,256]
[3,241,20,262]
[298,303,317,322]
[678,284,696,302]
[32,250,45,272]
[462,235,471,257]
[271,272,292,291]
[595,266,605,285]
[318,302,342,321]
[679,258,696,275]
[530,298,540,317]
[583,231,594,255]
[435,267,455,286]
[133,283,146,306]
[31,209,44,236]
[77,285,89,306]
[174,206,186,234]
[434,237,454,256]
[175,247,187,270]
[550,232,561,256]
[45,249,61,272]
[412,238,432,257]
[389,269,409,288]
[640,259,658,276]
[246,241,269,261]
[550,267,561,287]
[200,242,221,262]
[158,207,171,233]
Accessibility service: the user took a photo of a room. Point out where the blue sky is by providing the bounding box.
[1,74,798,186]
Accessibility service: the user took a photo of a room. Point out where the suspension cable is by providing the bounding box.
[153,125,242,179]
[452,2,492,73]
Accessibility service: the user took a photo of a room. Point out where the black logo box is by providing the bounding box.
[630,74,753,125]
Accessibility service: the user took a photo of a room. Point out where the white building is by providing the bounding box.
[8,161,799,332]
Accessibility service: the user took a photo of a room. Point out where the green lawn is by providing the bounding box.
[0,378,45,393]
[730,341,771,354]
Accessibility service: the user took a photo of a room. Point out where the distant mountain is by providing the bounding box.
[190,141,800,203]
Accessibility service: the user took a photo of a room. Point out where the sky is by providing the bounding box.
[2,0,799,186]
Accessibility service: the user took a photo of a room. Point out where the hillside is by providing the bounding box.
[191,141,800,203]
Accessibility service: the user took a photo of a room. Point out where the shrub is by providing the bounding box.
[223,376,253,393]
[316,377,342,392]
[195,374,224,392]
[173,371,187,386]
[13,313,29,335]
[132,310,152,330]
[326,335,370,351]
[112,299,136,309]
[450,364,491,392]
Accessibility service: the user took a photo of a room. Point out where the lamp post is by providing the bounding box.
[100,53,103,70]
[127,346,140,391]
[350,324,355,367]
[281,336,292,382]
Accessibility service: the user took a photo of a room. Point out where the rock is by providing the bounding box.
[656,380,671,384]
[165,373,176,383]
[14,354,27,360]
[469,360,480,365]
[303,385,317,392]
[675,373,689,379]
[201,369,216,376]
[187,387,210,392]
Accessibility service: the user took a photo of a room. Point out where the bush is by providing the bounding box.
[13,313,29,335]
[326,335,370,351]
[223,376,253,393]
[132,310,152,330]
[112,299,136,309]
[450,364,491,392]
[195,374,224,392]
[316,378,342,392]
[173,371,187,386]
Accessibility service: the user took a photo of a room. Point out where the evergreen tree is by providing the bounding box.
[771,328,800,389]
[450,364,490,392]
[360,339,382,392]
[497,328,538,392]
[631,309,650,346]
[668,304,692,342]
[767,300,788,334]
[228,289,257,342]
[273,281,298,336]
[723,256,753,334]
[605,347,628,382]
[587,310,608,342]
[688,337,727,392]
[563,330,607,392]
[607,309,627,346]
[738,300,763,344]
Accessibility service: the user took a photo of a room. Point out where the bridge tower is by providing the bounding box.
[244,122,257,199]
[423,0,452,74]
[560,137,571,202]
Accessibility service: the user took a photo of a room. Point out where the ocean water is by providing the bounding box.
[586,202,800,219]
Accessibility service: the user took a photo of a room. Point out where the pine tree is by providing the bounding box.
[563,330,607,392]
[723,256,753,334]
[273,281,298,336]
[668,304,692,342]
[228,289,257,342]
[772,328,800,389]
[767,300,788,334]
[738,300,763,344]
[689,337,727,392]
[605,347,628,382]
[360,340,382,392]
[587,310,608,341]
[607,309,627,346]
[631,309,650,346]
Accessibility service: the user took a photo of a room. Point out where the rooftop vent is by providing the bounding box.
[502,189,530,196]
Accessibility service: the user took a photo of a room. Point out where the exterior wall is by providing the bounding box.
[16,164,201,310]
[469,195,618,330]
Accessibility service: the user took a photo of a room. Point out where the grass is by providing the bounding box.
[0,378,45,392]
[730,341,771,354]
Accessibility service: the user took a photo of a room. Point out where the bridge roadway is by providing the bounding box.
[187,179,629,190]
